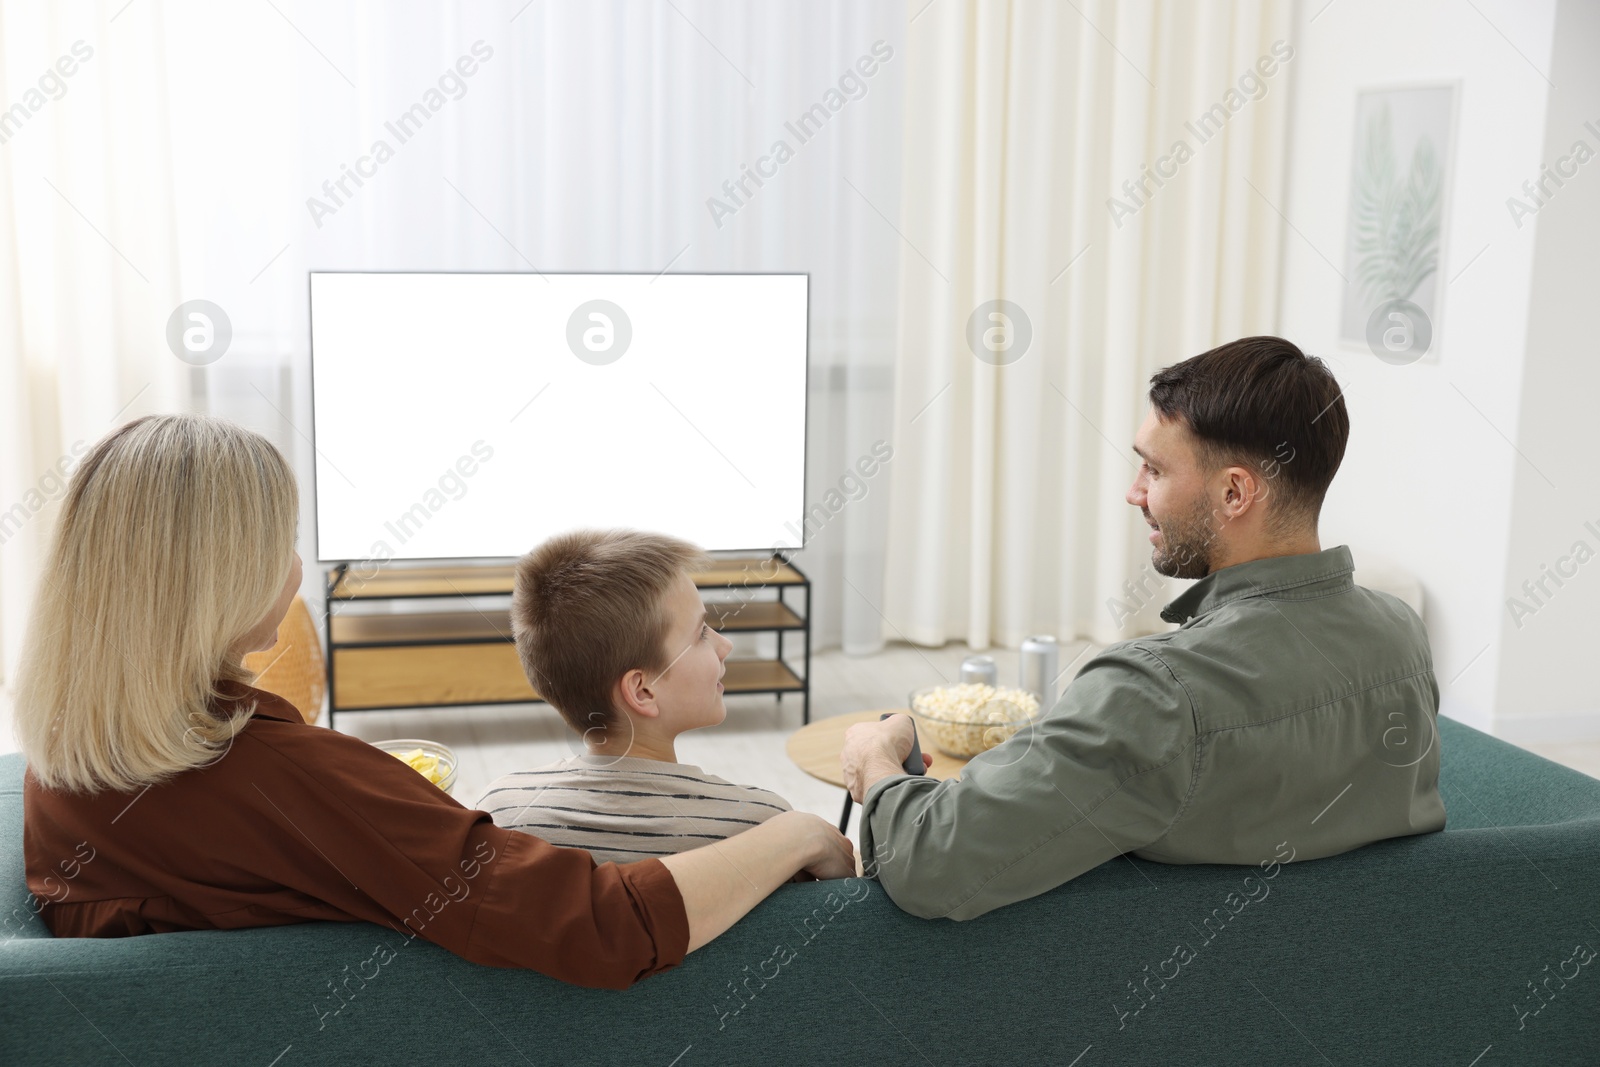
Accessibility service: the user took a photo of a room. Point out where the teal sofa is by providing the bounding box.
[4,717,1599,1065]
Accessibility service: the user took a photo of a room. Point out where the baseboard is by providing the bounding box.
[1438,694,1493,734]
[1491,709,1600,745]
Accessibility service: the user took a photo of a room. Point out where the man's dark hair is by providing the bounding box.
[1147,335,1348,527]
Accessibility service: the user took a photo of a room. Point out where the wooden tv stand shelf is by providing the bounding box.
[323,557,811,728]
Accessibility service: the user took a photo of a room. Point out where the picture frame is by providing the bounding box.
[1337,81,1460,365]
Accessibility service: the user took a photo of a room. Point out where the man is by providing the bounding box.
[841,336,1445,920]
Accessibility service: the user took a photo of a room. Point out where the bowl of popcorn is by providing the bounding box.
[372,738,457,795]
[908,684,1042,758]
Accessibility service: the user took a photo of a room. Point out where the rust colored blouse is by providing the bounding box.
[22,683,689,989]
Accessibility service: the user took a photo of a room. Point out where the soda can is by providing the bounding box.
[959,654,998,687]
[1020,635,1060,713]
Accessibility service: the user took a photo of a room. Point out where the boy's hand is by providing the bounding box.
[840,714,933,804]
[793,813,856,881]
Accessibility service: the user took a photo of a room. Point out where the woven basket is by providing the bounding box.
[243,596,326,725]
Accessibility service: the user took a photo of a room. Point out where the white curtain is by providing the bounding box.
[0,0,907,701]
[880,0,1294,650]
[0,0,189,687]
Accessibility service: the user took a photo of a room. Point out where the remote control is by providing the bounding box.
[880,713,926,776]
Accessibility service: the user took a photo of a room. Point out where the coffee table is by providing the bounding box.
[785,709,970,831]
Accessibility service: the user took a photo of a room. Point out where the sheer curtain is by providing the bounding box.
[0,0,906,702]
[0,0,189,686]
[881,0,1294,650]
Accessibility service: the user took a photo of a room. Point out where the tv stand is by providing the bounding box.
[322,556,811,729]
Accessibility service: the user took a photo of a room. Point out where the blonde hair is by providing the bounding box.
[14,415,299,794]
[511,529,710,736]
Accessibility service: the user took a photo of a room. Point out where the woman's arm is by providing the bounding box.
[659,810,856,952]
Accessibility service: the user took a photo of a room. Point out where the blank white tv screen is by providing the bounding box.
[309,272,808,562]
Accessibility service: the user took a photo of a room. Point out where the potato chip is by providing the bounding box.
[390,747,447,785]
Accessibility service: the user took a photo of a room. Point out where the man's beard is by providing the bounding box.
[1147,497,1217,579]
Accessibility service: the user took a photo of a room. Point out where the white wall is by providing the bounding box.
[1277,0,1562,732]
[1492,0,1600,741]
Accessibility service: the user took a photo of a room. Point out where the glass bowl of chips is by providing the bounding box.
[372,738,457,795]
[908,684,1041,758]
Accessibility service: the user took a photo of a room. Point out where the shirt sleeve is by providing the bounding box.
[857,643,1198,921]
[238,725,690,988]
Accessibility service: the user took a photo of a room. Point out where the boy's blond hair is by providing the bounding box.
[511,529,711,735]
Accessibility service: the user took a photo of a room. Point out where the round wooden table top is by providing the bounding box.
[785,709,971,788]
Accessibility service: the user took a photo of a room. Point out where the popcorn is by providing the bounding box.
[910,684,1041,757]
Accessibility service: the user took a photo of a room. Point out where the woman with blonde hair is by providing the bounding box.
[18,414,855,988]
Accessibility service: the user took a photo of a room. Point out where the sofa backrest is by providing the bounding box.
[0,753,52,942]
[5,722,1600,1065]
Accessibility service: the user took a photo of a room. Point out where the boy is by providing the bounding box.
[476,529,792,864]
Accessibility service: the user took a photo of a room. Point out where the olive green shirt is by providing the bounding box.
[859,546,1446,920]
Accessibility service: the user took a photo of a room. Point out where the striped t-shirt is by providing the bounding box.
[475,754,792,864]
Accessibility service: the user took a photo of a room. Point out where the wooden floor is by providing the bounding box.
[1,643,1596,839]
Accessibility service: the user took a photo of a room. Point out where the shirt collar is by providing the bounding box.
[1160,545,1355,625]
[213,679,304,724]
[572,753,702,775]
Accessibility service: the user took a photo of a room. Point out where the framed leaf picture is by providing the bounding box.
[1338,83,1459,365]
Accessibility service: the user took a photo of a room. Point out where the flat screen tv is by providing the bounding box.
[309,272,808,563]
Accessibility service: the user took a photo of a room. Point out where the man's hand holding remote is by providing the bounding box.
[841,713,934,804]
